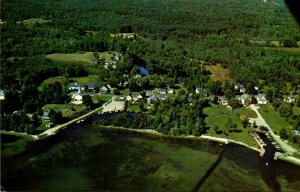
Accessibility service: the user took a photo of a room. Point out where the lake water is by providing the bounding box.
[1,124,300,191]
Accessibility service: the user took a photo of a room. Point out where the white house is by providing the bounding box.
[146,90,153,97]
[100,86,108,93]
[254,94,268,104]
[219,96,228,105]
[147,94,157,105]
[236,94,251,105]
[0,90,5,100]
[234,83,246,93]
[137,94,143,100]
[69,83,80,91]
[284,96,297,103]
[74,94,83,102]
[159,94,166,101]
[126,95,133,101]
[71,89,83,104]
[159,88,167,94]
[167,88,174,94]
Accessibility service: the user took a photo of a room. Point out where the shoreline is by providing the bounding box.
[2,114,299,166]
[96,125,264,154]
[274,152,300,167]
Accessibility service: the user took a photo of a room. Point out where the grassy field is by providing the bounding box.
[206,64,231,81]
[293,107,300,116]
[258,104,293,134]
[99,51,115,61]
[43,104,88,119]
[234,107,257,118]
[70,75,98,84]
[46,52,95,64]
[92,95,112,104]
[204,105,258,147]
[46,51,118,64]
[16,18,51,27]
[128,104,141,112]
[43,76,68,85]
[43,104,74,112]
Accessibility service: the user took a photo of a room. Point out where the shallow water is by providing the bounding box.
[1,125,300,191]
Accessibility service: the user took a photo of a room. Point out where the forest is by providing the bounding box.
[0,0,299,136]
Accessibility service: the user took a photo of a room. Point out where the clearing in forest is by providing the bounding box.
[206,64,231,81]
[46,51,117,64]
[16,18,51,27]
[70,75,98,84]
[46,52,96,64]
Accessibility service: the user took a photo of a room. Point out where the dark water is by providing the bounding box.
[1,124,300,192]
[1,134,20,144]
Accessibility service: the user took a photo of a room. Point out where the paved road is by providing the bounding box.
[249,104,297,154]
[39,97,124,137]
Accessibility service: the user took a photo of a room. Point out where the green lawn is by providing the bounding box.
[234,107,257,118]
[99,51,115,61]
[43,104,88,119]
[46,51,120,64]
[70,75,98,85]
[293,107,300,116]
[46,52,95,64]
[37,122,48,132]
[204,105,258,147]
[93,95,112,104]
[258,104,293,134]
[120,89,130,95]
[43,104,74,112]
[128,104,141,112]
[43,76,69,85]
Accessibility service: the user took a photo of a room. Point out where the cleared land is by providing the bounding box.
[293,107,300,116]
[70,75,98,84]
[99,51,117,61]
[16,18,51,27]
[43,104,87,119]
[43,76,69,87]
[93,95,112,104]
[46,51,118,64]
[204,105,257,147]
[258,104,293,134]
[46,52,96,64]
[234,107,257,118]
[206,64,231,81]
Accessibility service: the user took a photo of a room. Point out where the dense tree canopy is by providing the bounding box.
[1,0,299,134]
